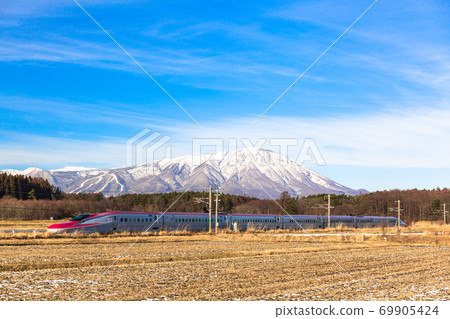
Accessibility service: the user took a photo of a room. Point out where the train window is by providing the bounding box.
[125,218,128,222]
[120,218,123,222]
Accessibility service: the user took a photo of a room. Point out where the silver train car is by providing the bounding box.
[48,211,407,233]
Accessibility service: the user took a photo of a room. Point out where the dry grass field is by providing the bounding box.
[0,219,64,231]
[0,222,449,301]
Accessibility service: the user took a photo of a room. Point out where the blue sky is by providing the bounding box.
[0,0,449,191]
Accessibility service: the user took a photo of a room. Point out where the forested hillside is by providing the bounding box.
[0,173,448,223]
[0,173,61,200]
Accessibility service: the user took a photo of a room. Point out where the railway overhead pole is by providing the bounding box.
[193,187,213,233]
[441,203,448,225]
[209,187,212,233]
[314,194,334,228]
[389,200,403,231]
[215,184,219,233]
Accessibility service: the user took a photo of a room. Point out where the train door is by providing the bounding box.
[112,215,118,231]
[277,216,283,229]
[225,215,230,230]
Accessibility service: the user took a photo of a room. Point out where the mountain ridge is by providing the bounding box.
[1,148,367,199]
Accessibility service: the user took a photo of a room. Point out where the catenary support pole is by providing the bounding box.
[215,184,219,233]
[209,186,212,233]
[328,194,331,228]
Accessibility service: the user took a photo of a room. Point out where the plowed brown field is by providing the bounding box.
[1,231,449,301]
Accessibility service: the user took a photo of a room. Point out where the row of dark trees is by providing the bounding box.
[0,173,449,223]
[109,192,255,213]
[0,173,61,200]
[228,190,450,223]
[0,185,257,220]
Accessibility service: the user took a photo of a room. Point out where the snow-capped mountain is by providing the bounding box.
[1,148,367,199]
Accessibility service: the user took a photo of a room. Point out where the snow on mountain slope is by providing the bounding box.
[1,149,366,198]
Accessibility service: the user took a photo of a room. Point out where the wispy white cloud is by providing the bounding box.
[1,0,137,19]
[269,0,366,29]
[164,104,450,169]
[2,104,450,170]
[0,35,307,92]
[0,95,175,129]
[0,133,125,168]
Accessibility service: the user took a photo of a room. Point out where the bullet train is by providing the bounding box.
[47,211,407,233]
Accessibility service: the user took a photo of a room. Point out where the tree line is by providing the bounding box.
[0,173,61,200]
[0,174,449,222]
[234,190,450,223]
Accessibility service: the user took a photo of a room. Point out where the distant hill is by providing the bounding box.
[1,148,366,199]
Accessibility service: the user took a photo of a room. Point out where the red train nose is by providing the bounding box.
[47,221,78,231]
